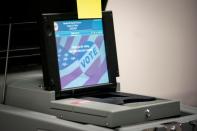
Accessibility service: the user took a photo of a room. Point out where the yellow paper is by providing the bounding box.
[77,0,102,19]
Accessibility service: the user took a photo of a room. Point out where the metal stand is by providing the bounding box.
[2,23,12,104]
[1,21,38,104]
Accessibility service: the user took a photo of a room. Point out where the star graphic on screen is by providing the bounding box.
[57,45,76,70]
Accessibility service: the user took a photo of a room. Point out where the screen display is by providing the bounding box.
[54,19,109,90]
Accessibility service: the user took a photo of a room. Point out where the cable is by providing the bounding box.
[2,23,12,104]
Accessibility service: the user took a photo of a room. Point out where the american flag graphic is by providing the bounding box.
[56,34,109,90]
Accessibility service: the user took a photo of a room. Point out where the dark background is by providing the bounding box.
[0,0,107,24]
[0,0,108,73]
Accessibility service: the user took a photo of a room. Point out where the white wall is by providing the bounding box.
[107,0,197,106]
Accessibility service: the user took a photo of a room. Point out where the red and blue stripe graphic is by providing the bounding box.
[56,34,109,90]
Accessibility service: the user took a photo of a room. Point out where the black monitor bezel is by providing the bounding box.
[41,11,119,98]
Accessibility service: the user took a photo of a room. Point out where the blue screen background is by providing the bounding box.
[54,19,109,90]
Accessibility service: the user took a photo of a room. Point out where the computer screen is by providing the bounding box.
[54,19,109,91]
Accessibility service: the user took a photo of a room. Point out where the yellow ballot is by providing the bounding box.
[77,0,102,19]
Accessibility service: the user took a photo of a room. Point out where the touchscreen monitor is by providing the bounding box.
[41,11,119,97]
[54,19,109,91]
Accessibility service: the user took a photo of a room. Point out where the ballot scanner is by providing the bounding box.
[39,11,180,127]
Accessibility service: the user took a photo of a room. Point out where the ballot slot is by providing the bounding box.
[80,92,156,105]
